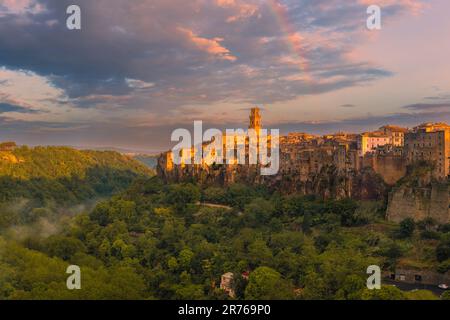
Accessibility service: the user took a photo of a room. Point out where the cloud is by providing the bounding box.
[274,109,450,135]
[125,78,155,90]
[215,0,259,23]
[340,104,356,108]
[402,103,450,111]
[0,0,45,17]
[0,68,67,118]
[423,94,450,101]
[0,102,38,113]
[178,27,237,62]
[0,0,409,106]
[0,0,435,150]
[1,101,447,152]
[358,0,425,15]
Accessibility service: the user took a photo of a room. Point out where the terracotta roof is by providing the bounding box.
[361,131,389,138]
[380,125,408,133]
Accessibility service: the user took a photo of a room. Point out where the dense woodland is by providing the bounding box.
[0,145,449,300]
[0,145,152,229]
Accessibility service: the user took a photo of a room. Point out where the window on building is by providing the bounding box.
[415,275,422,282]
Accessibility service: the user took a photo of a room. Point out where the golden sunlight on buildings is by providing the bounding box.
[405,123,450,179]
[159,108,450,183]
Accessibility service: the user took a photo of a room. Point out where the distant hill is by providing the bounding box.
[0,146,151,178]
[0,145,153,206]
[71,145,163,155]
[133,154,159,169]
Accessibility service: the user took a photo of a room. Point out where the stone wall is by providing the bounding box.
[362,155,407,185]
[386,173,450,224]
[392,269,450,286]
[158,151,388,200]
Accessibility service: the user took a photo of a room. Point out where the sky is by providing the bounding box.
[0,0,449,152]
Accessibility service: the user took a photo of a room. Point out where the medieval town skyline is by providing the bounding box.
[0,0,450,152]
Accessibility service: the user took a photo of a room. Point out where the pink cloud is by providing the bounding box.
[215,0,258,23]
[0,0,44,14]
[2,0,31,10]
[178,27,237,61]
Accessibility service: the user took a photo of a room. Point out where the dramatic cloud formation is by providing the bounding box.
[0,0,414,103]
[1,0,448,151]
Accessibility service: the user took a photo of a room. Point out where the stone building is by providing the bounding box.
[157,106,271,182]
[358,131,391,157]
[0,141,17,152]
[157,109,448,209]
[159,108,405,189]
[389,268,450,286]
[220,272,235,298]
[380,125,408,147]
[357,125,408,157]
[404,122,450,180]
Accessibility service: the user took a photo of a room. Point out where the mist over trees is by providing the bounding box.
[0,146,448,300]
[0,146,152,230]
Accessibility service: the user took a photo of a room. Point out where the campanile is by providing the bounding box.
[249,107,262,132]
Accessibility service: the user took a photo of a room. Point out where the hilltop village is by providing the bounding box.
[158,108,450,223]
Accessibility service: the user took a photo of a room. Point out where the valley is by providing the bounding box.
[0,146,448,300]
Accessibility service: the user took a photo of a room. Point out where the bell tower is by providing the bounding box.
[249,107,262,132]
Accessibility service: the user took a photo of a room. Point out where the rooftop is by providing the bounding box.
[380,125,408,133]
[361,131,390,138]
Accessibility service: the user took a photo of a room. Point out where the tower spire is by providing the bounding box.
[249,107,262,132]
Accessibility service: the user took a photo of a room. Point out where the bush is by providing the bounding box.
[361,285,405,300]
[395,218,415,238]
[420,230,441,240]
[436,240,450,262]
[245,267,294,300]
[416,218,437,231]
[441,291,450,300]
[380,242,404,260]
[438,224,450,233]
[437,260,450,274]
[202,187,227,204]
[166,183,201,211]
[404,290,438,300]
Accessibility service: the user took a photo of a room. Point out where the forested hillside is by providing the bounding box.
[1,177,449,300]
[0,145,153,230]
[0,146,151,179]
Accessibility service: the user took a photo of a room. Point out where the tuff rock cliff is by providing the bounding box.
[157,158,388,201]
[386,166,450,224]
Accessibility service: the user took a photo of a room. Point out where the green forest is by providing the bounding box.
[0,145,449,300]
[0,145,152,228]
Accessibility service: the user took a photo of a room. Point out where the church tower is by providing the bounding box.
[249,107,262,132]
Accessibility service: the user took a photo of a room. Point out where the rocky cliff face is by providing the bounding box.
[158,152,450,222]
[157,157,387,201]
[386,170,450,224]
[260,166,387,200]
